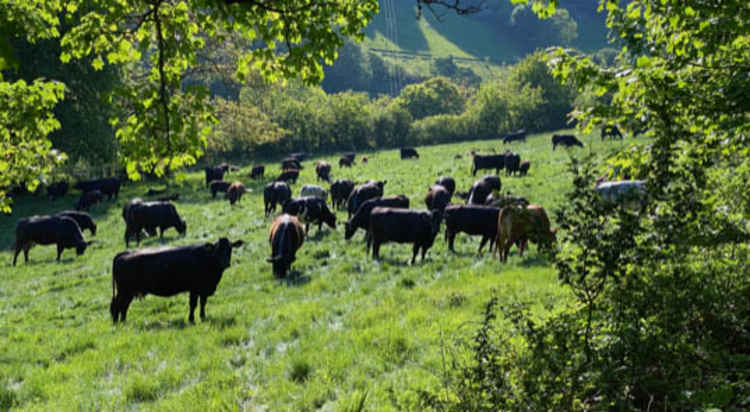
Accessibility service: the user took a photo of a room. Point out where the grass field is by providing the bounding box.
[0,131,632,410]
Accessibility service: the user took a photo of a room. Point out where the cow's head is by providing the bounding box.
[76,240,94,255]
[323,209,336,229]
[90,222,98,236]
[211,238,244,270]
[344,220,356,240]
[177,219,187,235]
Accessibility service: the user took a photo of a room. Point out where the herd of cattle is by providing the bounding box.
[9,131,645,323]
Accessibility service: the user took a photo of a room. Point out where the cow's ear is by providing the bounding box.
[231,240,244,248]
[382,180,387,186]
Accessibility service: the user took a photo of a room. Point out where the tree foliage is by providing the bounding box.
[396,76,466,120]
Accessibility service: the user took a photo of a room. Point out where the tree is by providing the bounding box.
[397,76,466,120]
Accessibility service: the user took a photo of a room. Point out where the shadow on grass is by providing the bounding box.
[279,271,311,287]
[140,318,189,331]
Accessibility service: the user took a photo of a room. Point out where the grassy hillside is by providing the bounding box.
[0,131,635,410]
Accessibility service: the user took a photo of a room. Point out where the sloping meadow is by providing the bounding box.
[0,131,629,410]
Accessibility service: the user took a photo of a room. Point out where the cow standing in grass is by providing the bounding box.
[368,207,441,265]
[250,165,265,179]
[330,179,355,210]
[315,161,331,182]
[345,195,410,241]
[124,201,187,247]
[76,189,103,211]
[443,205,500,254]
[75,177,121,200]
[264,181,292,216]
[502,129,527,143]
[467,175,501,205]
[209,180,232,198]
[226,182,247,205]
[347,180,386,218]
[276,169,300,184]
[552,134,584,150]
[471,154,505,176]
[55,210,96,235]
[495,204,556,263]
[400,147,419,159]
[12,215,92,265]
[267,214,306,279]
[283,197,336,233]
[424,185,451,215]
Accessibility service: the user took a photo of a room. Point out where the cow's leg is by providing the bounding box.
[110,295,120,323]
[478,235,488,254]
[448,231,457,253]
[411,243,419,265]
[23,244,31,263]
[12,244,21,266]
[56,243,64,261]
[421,243,428,262]
[199,295,208,321]
[372,240,381,260]
[159,227,164,242]
[188,292,198,323]
[489,236,496,254]
[120,294,134,322]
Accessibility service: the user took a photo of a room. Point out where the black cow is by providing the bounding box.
[110,237,244,323]
[601,125,624,140]
[12,215,92,265]
[330,179,355,210]
[55,210,96,235]
[444,205,500,254]
[74,177,121,200]
[315,161,332,182]
[281,157,303,170]
[504,151,521,176]
[250,165,265,179]
[209,180,232,199]
[519,160,531,176]
[502,129,527,143]
[47,181,69,200]
[368,207,441,265]
[339,157,354,168]
[264,181,292,216]
[276,169,299,184]
[472,154,505,176]
[424,185,451,214]
[347,180,386,218]
[283,196,336,233]
[400,147,419,159]
[267,214,305,279]
[342,152,355,162]
[435,176,456,196]
[204,165,228,187]
[124,201,187,246]
[289,152,308,162]
[344,195,410,241]
[552,134,584,150]
[467,175,502,205]
[226,182,246,205]
[76,189,103,211]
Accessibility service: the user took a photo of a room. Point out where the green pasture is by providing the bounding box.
[0,131,632,410]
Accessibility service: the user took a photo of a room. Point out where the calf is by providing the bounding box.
[267,214,306,279]
[283,196,336,233]
[204,165,229,186]
[502,129,527,143]
[345,195,410,240]
[400,147,419,159]
[444,205,500,254]
[12,215,91,265]
[368,207,441,265]
[276,168,300,184]
[124,201,187,246]
[75,177,121,200]
[226,182,246,205]
[347,180,387,218]
[264,181,292,216]
[467,175,501,205]
[504,151,521,176]
[47,181,69,200]
[552,134,584,150]
[424,185,451,215]
[519,160,531,176]
[55,210,96,235]
[300,184,327,201]
[495,204,556,262]
[250,165,265,179]
[330,179,355,210]
[361,156,368,164]
[281,157,303,170]
[110,238,244,323]
[315,161,332,182]
[435,176,456,196]
[472,154,505,176]
[209,180,232,199]
[601,125,623,140]
[76,189,103,211]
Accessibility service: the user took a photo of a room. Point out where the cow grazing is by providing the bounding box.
[435,176,456,196]
[444,205,500,254]
[368,207,441,265]
[601,125,624,140]
[124,201,187,246]
[209,180,232,199]
[110,238,244,323]
[424,185,451,215]
[400,147,419,159]
[472,154,505,176]
[495,204,556,263]
[74,177,121,200]
[504,151,521,176]
[47,181,69,200]
[552,134,584,150]
[276,169,300,184]
[289,152,308,162]
[345,195,410,240]
[250,165,265,179]
[342,152,355,162]
[502,129,527,144]
[267,214,305,278]
[330,179,355,210]
[519,160,531,176]
[263,181,292,216]
[300,184,327,201]
[283,196,336,233]
[76,190,104,211]
[226,182,246,205]
[281,157,303,170]
[157,193,179,202]
[486,193,529,209]
[12,215,92,265]
[56,210,96,235]
[339,156,354,168]
[204,165,229,187]
[467,175,501,205]
[315,161,332,182]
[347,180,387,218]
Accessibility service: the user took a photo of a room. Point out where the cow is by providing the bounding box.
[264,181,292,216]
[74,177,121,200]
[209,180,232,199]
[276,169,300,184]
[435,176,456,196]
[47,181,69,200]
[443,205,500,254]
[345,195,410,241]
[157,193,179,202]
[330,179,355,210]
[55,210,96,235]
[204,165,229,187]
[283,196,336,233]
[124,201,187,247]
[289,152,308,162]
[226,182,246,205]
[368,207,441,265]
[267,214,306,279]
[595,180,647,211]
[362,156,368,164]
[486,193,529,209]
[110,237,244,323]
[12,215,92,265]
[339,156,354,168]
[347,180,387,218]
[424,185,451,215]
[552,134,584,150]
[315,161,332,182]
[467,175,501,205]
[400,147,419,159]
[471,154,505,176]
[281,157,303,170]
[519,160,531,176]
[250,165,265,179]
[495,204,556,263]
[145,188,167,196]
[601,125,624,140]
[300,184,327,201]
[76,189,103,211]
[342,152,355,162]
[504,151,521,176]
[502,129,527,143]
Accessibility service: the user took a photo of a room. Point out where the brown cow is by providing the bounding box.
[315,161,332,182]
[226,182,246,205]
[495,204,556,263]
[267,214,306,278]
